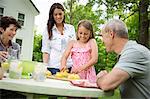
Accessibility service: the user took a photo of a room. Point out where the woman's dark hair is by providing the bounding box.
[47,3,65,39]
[0,16,21,34]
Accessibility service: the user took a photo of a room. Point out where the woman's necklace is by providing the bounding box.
[58,27,64,35]
[56,24,64,35]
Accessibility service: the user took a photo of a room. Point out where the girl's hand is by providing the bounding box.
[60,65,67,72]
[77,66,84,73]
[71,66,84,74]
[0,51,8,62]
[71,68,78,74]
[71,67,79,74]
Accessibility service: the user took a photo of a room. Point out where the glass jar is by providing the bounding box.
[9,60,22,79]
[33,63,47,82]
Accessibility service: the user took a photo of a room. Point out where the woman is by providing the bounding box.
[42,3,76,75]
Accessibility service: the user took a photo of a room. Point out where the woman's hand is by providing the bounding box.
[0,51,8,62]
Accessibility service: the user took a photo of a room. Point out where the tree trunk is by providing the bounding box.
[69,0,73,24]
[139,0,149,48]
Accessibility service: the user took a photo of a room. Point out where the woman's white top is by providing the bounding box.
[42,24,76,69]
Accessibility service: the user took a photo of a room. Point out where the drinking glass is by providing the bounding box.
[1,47,18,78]
[7,47,18,60]
[33,63,47,81]
[1,61,10,78]
[9,60,22,79]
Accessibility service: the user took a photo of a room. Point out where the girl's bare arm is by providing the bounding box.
[60,40,74,71]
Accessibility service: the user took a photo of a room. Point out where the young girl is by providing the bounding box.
[61,20,98,83]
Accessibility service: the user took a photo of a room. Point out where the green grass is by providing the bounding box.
[99,89,121,99]
[58,89,121,99]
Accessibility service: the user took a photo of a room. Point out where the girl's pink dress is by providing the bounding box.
[71,41,97,83]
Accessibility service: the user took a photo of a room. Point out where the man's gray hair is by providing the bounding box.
[104,19,128,38]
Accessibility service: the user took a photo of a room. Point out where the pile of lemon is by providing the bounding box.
[55,70,80,80]
[45,70,52,77]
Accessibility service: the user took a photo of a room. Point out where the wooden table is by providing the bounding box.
[0,78,113,98]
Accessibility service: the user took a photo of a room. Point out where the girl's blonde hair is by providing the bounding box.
[77,20,95,40]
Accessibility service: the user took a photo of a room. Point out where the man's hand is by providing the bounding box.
[96,70,108,81]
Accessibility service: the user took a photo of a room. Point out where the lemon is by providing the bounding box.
[55,72,63,78]
[61,71,69,78]
[45,70,52,77]
[68,74,80,80]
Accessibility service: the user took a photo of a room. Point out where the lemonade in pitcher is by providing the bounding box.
[9,60,23,79]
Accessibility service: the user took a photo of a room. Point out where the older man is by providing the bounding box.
[96,19,150,98]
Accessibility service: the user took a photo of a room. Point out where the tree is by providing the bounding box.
[96,0,150,48]
[64,0,76,24]
[64,0,104,32]
[32,30,42,62]
[139,0,149,47]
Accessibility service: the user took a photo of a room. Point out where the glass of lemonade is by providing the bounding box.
[33,63,47,81]
[9,60,23,79]
[1,61,10,78]
[1,47,19,78]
